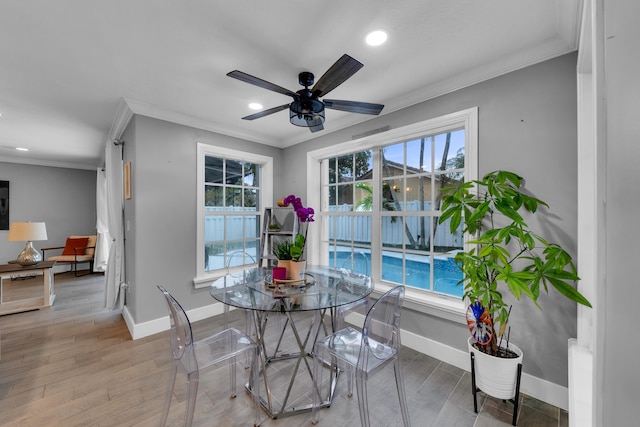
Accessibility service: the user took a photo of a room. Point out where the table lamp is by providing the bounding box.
[7,222,48,266]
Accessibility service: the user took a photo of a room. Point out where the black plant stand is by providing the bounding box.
[470,352,523,426]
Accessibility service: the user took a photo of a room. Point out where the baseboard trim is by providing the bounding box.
[124,307,568,410]
[401,327,569,411]
[346,312,569,411]
[122,301,226,340]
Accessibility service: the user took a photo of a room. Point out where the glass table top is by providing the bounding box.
[209,265,373,312]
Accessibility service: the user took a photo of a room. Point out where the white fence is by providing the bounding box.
[204,207,259,241]
[203,203,463,249]
[328,203,462,248]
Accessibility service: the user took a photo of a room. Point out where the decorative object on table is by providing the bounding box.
[276,259,291,277]
[227,54,383,133]
[272,195,314,279]
[273,241,292,277]
[272,266,287,281]
[288,259,306,280]
[264,273,314,291]
[7,221,48,266]
[439,170,592,426]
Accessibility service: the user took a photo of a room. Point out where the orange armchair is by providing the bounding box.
[41,235,97,277]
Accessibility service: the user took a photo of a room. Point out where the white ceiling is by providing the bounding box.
[0,0,583,170]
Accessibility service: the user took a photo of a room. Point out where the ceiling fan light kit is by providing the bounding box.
[227,54,384,133]
[289,98,325,128]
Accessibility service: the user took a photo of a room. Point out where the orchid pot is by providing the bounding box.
[287,260,306,280]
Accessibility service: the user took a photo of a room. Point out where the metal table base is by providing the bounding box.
[247,307,339,419]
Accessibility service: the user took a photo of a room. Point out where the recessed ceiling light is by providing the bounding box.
[248,102,263,110]
[16,147,29,151]
[365,30,388,46]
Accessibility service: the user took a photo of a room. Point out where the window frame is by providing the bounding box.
[194,143,273,288]
[306,108,477,321]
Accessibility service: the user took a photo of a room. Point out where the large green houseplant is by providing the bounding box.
[439,170,591,357]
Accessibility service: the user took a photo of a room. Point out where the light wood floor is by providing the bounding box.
[0,272,568,426]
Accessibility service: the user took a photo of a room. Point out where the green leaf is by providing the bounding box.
[449,210,462,233]
[546,277,592,307]
[439,169,592,315]
[494,200,525,224]
[438,205,457,224]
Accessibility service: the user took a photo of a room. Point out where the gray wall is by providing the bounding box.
[603,0,640,424]
[280,53,579,387]
[0,162,97,262]
[121,115,282,324]
[123,53,579,389]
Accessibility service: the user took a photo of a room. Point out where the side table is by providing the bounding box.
[0,261,56,315]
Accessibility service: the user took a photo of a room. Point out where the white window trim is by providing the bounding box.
[193,143,273,288]
[307,107,478,322]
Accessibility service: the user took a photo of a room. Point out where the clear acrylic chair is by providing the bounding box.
[224,250,257,368]
[157,286,261,427]
[336,251,371,330]
[224,250,257,330]
[312,285,411,427]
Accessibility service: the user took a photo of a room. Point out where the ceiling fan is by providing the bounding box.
[227,54,384,133]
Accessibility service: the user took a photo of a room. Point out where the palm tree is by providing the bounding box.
[381,149,418,246]
[354,182,398,221]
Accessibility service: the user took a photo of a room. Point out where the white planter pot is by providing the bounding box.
[468,336,523,400]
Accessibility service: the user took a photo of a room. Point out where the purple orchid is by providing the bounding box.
[284,195,314,223]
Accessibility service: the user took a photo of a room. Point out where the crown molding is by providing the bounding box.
[108,98,135,142]
[122,98,283,148]
[0,155,98,171]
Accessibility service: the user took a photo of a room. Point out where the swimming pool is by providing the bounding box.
[330,251,463,297]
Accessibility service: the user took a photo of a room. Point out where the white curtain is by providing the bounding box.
[94,168,111,273]
[104,141,125,310]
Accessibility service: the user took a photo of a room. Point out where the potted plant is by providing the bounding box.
[268,223,281,232]
[273,240,292,262]
[273,195,314,279]
[439,170,591,423]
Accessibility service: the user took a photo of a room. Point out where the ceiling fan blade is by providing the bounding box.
[309,123,324,133]
[227,70,298,98]
[311,54,364,98]
[242,104,290,120]
[324,99,384,115]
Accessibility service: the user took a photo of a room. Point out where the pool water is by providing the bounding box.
[331,251,463,297]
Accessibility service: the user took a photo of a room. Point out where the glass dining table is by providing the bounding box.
[209,265,373,419]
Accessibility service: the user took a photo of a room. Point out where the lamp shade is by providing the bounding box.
[8,222,48,242]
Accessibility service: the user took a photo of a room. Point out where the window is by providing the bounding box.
[378,132,465,296]
[325,151,374,275]
[194,144,273,288]
[307,108,477,320]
